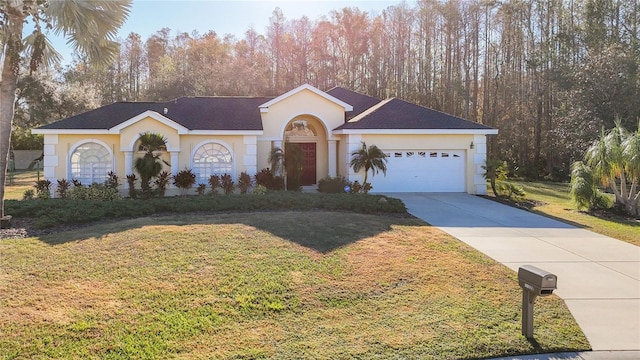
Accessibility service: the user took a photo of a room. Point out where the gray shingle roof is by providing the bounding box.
[38,88,494,132]
[335,98,494,130]
[38,97,272,131]
[326,87,381,119]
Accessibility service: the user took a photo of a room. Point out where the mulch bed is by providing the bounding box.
[479,195,546,211]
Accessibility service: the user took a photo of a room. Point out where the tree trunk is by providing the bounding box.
[0,4,25,219]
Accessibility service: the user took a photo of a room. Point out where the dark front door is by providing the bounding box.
[299,143,316,186]
[286,142,316,187]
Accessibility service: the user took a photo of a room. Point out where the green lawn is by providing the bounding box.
[508,181,640,246]
[0,211,589,359]
[3,170,40,200]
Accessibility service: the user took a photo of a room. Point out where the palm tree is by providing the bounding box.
[269,142,303,191]
[134,132,169,197]
[576,121,640,215]
[0,0,131,220]
[350,142,387,190]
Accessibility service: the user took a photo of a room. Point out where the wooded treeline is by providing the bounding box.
[19,0,639,180]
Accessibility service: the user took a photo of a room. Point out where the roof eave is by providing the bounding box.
[31,128,110,135]
[332,128,499,135]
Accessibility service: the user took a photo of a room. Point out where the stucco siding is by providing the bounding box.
[260,89,345,140]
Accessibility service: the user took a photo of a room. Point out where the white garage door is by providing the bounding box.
[370,150,466,192]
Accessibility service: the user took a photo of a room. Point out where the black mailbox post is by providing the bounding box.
[518,265,557,338]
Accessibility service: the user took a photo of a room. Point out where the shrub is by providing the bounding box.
[154,171,171,197]
[497,181,526,200]
[69,183,121,201]
[23,189,35,200]
[4,193,407,229]
[173,169,196,195]
[349,181,372,194]
[106,171,119,189]
[221,174,235,195]
[318,176,350,193]
[126,174,138,199]
[238,172,252,194]
[34,180,52,200]
[56,179,71,199]
[253,184,267,195]
[72,179,83,187]
[255,168,284,191]
[196,183,207,196]
[208,174,221,195]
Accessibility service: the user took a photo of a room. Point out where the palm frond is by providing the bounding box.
[570,161,596,210]
[138,132,168,153]
[45,0,131,65]
[23,31,63,71]
[623,124,640,180]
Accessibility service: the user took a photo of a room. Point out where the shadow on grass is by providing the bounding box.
[36,211,426,253]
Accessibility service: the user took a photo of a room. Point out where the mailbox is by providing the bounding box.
[518,265,557,296]
[518,265,558,339]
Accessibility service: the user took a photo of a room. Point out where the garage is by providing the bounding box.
[369,149,466,192]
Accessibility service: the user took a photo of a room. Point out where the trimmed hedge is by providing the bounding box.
[5,193,407,229]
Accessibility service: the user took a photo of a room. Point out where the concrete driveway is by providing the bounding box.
[386,193,640,352]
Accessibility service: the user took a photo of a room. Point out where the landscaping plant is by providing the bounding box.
[154,171,171,197]
[221,173,235,195]
[238,172,252,194]
[350,142,386,193]
[34,179,51,200]
[318,175,350,193]
[126,174,138,199]
[208,174,221,195]
[56,179,71,199]
[134,132,169,198]
[173,169,196,196]
[571,121,640,216]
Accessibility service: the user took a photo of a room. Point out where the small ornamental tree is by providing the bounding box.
[134,132,169,198]
[571,121,640,215]
[350,142,387,192]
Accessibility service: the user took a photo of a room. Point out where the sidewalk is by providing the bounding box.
[386,193,640,353]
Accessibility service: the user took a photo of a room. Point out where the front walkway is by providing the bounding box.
[386,193,640,352]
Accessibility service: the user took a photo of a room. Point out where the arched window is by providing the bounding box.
[70,142,112,184]
[284,119,317,137]
[192,143,233,184]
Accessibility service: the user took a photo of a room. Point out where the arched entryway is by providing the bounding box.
[283,115,327,186]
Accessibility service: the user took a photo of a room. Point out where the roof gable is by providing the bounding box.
[326,87,381,119]
[259,84,353,112]
[335,98,496,133]
[109,110,189,134]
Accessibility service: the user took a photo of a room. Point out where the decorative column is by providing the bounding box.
[124,151,133,189]
[42,135,58,181]
[346,135,362,182]
[243,136,257,176]
[328,140,337,177]
[170,151,180,177]
[473,134,488,195]
[42,135,59,197]
[168,150,179,189]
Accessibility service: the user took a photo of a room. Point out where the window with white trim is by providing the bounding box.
[70,142,112,185]
[193,143,233,184]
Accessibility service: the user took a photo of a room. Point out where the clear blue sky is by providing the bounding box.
[48,0,412,63]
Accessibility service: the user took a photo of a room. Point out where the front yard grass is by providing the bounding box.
[0,211,589,359]
[3,170,39,200]
[510,181,640,246]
